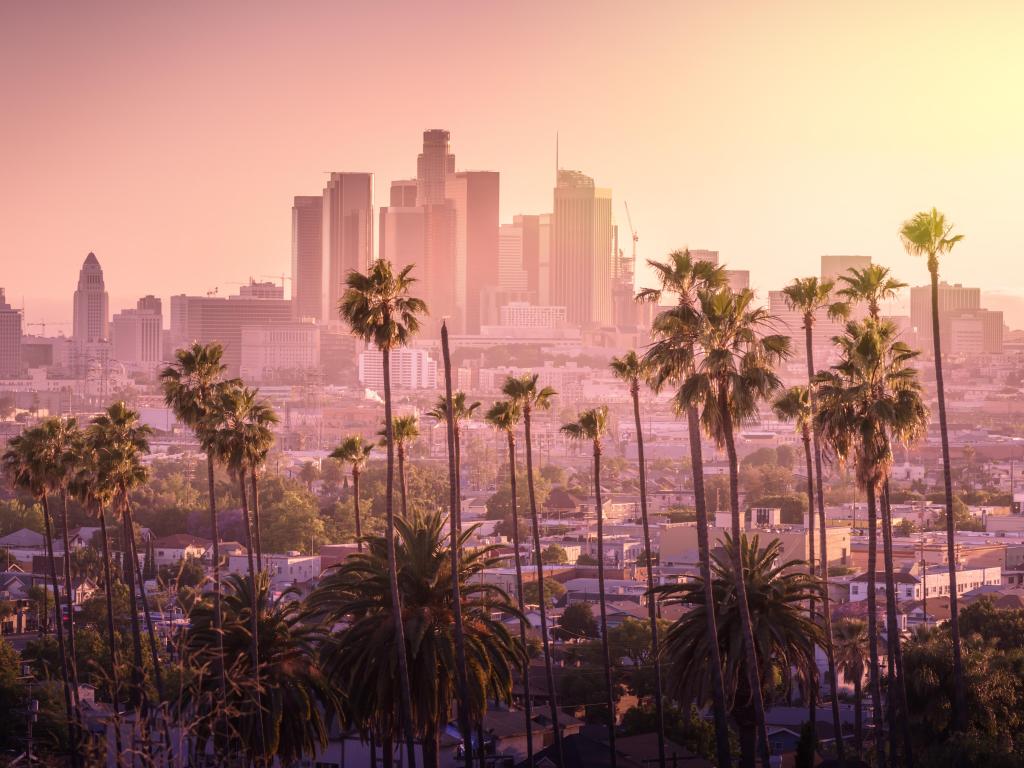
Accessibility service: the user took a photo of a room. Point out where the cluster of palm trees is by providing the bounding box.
[0,207,970,768]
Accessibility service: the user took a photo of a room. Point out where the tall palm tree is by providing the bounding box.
[185,572,336,765]
[502,373,562,767]
[836,264,907,322]
[639,249,733,768]
[833,618,870,758]
[309,511,523,768]
[202,383,271,758]
[484,398,534,764]
[780,276,849,755]
[427,387,480,530]
[899,207,967,731]
[340,258,427,767]
[160,342,235,712]
[380,414,420,520]
[243,396,279,572]
[329,436,374,552]
[816,319,929,767]
[609,350,665,767]
[655,534,823,768]
[561,406,617,767]
[2,426,79,765]
[678,287,790,768]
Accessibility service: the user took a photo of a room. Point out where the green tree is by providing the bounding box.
[0,499,44,535]
[541,544,568,564]
[329,435,374,550]
[556,602,599,640]
[522,579,566,607]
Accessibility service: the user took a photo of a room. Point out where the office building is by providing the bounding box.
[390,178,418,207]
[446,170,499,334]
[322,172,373,325]
[72,252,109,346]
[690,249,719,265]
[416,129,455,206]
[821,255,872,284]
[111,296,162,370]
[910,282,983,352]
[551,170,613,326]
[0,288,21,377]
[358,346,437,390]
[725,269,750,292]
[498,223,529,292]
[498,302,567,328]
[291,195,324,322]
[239,321,320,382]
[947,308,1003,355]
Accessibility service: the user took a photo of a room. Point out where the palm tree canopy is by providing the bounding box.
[484,399,521,433]
[202,385,277,478]
[330,435,374,473]
[635,249,727,305]
[501,373,556,412]
[609,350,651,392]
[652,533,823,710]
[338,260,428,352]
[899,207,964,271]
[772,385,812,436]
[560,406,609,448]
[427,391,480,426]
[835,265,907,318]
[832,618,870,687]
[379,414,420,448]
[782,276,849,326]
[1,426,49,499]
[88,402,153,501]
[160,342,234,429]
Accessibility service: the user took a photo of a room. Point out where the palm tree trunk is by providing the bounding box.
[353,469,363,552]
[799,432,818,745]
[881,482,913,766]
[854,674,863,757]
[717,386,772,768]
[58,492,83,731]
[506,431,534,765]
[422,721,440,768]
[382,344,418,768]
[929,263,967,731]
[238,474,268,762]
[865,483,885,768]
[630,386,665,767]
[98,505,125,765]
[686,405,733,768]
[593,442,618,767]
[440,323,474,766]
[523,405,564,767]
[41,495,80,767]
[119,509,145,705]
[805,320,844,762]
[250,468,263,572]
[206,451,228,733]
[398,444,409,520]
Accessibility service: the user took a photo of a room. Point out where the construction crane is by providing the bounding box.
[26,320,70,336]
[622,201,638,280]
[261,274,293,287]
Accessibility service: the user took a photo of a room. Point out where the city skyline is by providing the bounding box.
[4,1,1024,326]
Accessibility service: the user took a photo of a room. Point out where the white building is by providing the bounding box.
[358,346,437,390]
[498,302,567,328]
[239,321,320,382]
[228,552,321,590]
[848,564,1002,603]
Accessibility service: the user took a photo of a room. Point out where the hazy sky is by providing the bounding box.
[3,1,1023,326]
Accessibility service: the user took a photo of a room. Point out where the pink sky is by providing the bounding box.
[3,1,1023,326]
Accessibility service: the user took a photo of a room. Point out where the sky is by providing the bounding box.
[3,1,1024,327]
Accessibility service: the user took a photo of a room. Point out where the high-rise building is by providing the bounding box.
[0,288,22,378]
[111,295,162,370]
[358,346,437,390]
[380,205,426,274]
[498,223,529,292]
[446,171,499,334]
[72,252,109,346]
[821,255,872,284]
[322,172,373,325]
[690,249,719,265]
[416,129,455,206]
[948,309,1003,355]
[291,195,324,322]
[551,170,613,326]
[725,270,751,292]
[239,321,320,382]
[390,179,418,207]
[910,282,982,352]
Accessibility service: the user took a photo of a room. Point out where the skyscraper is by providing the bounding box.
[292,195,324,322]
[416,129,455,206]
[446,171,500,334]
[821,255,872,283]
[498,223,529,292]
[322,173,373,325]
[111,295,162,370]
[551,170,613,326]
[73,252,109,345]
[910,282,987,353]
[0,288,22,378]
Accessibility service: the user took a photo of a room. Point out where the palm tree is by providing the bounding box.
[639,249,733,768]
[899,207,967,731]
[609,350,665,766]
[329,436,374,551]
[2,426,79,765]
[380,414,420,520]
[561,406,617,766]
[655,534,823,768]
[833,618,870,757]
[484,398,534,764]
[339,258,427,767]
[502,373,562,766]
[677,287,790,768]
[244,396,279,572]
[309,511,523,768]
[816,319,929,767]
[427,386,480,531]
[185,572,336,765]
[836,264,906,322]
[202,383,271,757]
[160,342,235,712]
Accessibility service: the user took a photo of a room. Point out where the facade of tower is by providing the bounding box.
[0,288,22,378]
[322,173,373,325]
[111,295,162,370]
[821,255,872,284]
[292,195,324,322]
[551,170,613,326]
[416,130,455,206]
[446,171,499,334]
[73,252,110,345]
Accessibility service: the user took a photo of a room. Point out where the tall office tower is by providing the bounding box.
[111,295,163,370]
[380,205,426,273]
[446,171,499,334]
[821,255,872,283]
[291,195,324,322]
[690,249,720,265]
[498,223,529,292]
[725,270,751,292]
[416,129,455,206]
[910,282,983,353]
[390,179,418,207]
[537,214,552,305]
[551,170,613,326]
[322,172,373,325]
[0,288,22,377]
[72,252,110,346]
[511,214,545,298]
